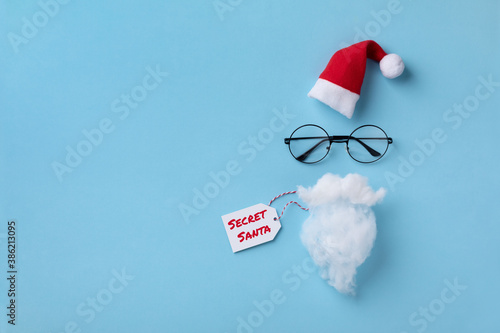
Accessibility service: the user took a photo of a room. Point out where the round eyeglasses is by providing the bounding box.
[284,124,393,164]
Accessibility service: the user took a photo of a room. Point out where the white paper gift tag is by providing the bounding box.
[221,203,281,253]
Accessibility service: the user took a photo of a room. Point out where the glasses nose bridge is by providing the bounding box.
[330,135,350,144]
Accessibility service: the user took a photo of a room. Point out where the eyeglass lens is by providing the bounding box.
[347,125,389,163]
[288,125,330,164]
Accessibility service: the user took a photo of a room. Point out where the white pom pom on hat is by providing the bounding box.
[308,40,405,119]
[380,53,405,79]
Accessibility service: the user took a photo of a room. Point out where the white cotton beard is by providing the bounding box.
[298,173,385,295]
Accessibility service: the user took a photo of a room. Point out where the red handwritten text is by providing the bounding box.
[238,225,272,243]
[227,209,267,230]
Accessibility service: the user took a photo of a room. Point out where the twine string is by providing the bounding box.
[268,190,309,220]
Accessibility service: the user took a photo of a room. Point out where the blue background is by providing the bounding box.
[1,0,499,332]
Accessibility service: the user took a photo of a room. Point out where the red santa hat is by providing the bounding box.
[308,40,404,119]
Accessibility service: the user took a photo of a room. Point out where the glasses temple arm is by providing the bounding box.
[350,137,381,157]
[295,138,330,162]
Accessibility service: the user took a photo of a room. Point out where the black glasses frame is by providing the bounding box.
[284,124,393,164]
